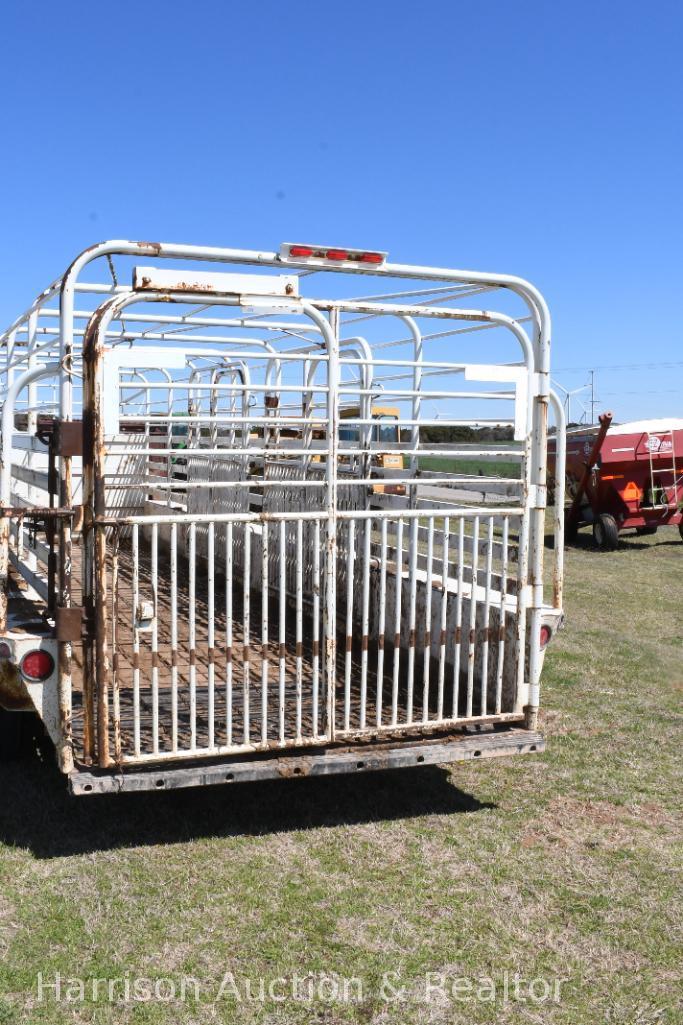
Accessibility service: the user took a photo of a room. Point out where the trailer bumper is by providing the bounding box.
[68,726,544,795]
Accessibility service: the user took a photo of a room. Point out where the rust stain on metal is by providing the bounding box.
[137,241,162,254]
[277,757,312,778]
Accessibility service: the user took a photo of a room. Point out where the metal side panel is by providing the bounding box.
[68,727,543,795]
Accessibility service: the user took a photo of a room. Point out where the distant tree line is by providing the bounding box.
[410,425,515,443]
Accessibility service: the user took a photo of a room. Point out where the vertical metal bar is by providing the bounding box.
[94,517,109,767]
[188,521,197,750]
[226,520,233,746]
[111,528,121,763]
[151,522,159,755]
[515,443,532,716]
[24,314,37,575]
[170,521,178,752]
[452,518,465,718]
[343,519,355,732]
[295,518,303,742]
[422,517,435,722]
[391,517,404,726]
[208,520,216,750]
[322,306,339,742]
[406,517,418,724]
[495,516,509,714]
[359,516,371,730]
[59,289,75,773]
[132,523,141,757]
[437,516,449,721]
[261,521,269,746]
[548,389,566,611]
[278,520,286,745]
[376,517,388,727]
[312,519,321,738]
[242,523,251,745]
[480,516,494,716]
[466,518,480,718]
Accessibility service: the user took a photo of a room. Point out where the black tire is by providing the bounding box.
[635,525,658,536]
[678,522,683,543]
[593,513,619,550]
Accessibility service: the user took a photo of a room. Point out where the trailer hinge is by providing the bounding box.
[528,485,547,509]
[55,606,85,642]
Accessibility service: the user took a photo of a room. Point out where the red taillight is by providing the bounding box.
[540,625,552,649]
[0,641,12,659]
[281,243,388,267]
[20,649,55,682]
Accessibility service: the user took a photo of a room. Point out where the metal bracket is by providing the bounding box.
[54,421,83,458]
[528,485,547,509]
[55,606,85,642]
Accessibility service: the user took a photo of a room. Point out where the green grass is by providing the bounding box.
[0,528,681,1024]
[418,455,520,478]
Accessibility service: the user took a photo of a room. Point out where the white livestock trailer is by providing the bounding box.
[0,240,565,794]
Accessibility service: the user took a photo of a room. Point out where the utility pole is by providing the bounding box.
[589,370,596,424]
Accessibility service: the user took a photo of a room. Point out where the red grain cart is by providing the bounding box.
[548,415,683,549]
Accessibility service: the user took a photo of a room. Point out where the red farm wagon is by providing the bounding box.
[549,413,683,549]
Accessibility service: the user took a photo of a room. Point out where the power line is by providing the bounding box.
[554,360,683,373]
[601,388,681,395]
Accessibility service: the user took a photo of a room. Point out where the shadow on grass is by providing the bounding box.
[545,531,682,553]
[0,750,494,859]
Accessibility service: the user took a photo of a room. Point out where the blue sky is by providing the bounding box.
[1,0,681,421]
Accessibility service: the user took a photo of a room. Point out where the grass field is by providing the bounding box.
[0,528,681,1024]
[418,455,521,478]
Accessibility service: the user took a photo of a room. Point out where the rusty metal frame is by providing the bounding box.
[69,725,545,795]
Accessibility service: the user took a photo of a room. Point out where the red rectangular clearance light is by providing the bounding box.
[280,243,387,268]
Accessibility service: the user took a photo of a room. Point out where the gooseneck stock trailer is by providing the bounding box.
[0,240,564,794]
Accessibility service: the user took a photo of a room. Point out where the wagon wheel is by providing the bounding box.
[679,522,683,542]
[635,525,658,536]
[593,513,619,550]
